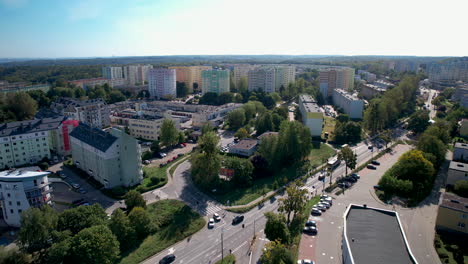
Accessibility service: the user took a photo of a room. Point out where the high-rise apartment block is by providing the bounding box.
[70,124,143,189]
[319,67,355,97]
[148,68,177,99]
[102,66,124,79]
[0,168,53,227]
[169,66,213,93]
[234,65,258,86]
[247,66,295,93]
[123,64,153,86]
[332,89,364,119]
[298,95,323,137]
[202,69,230,94]
[51,98,110,128]
[427,58,468,88]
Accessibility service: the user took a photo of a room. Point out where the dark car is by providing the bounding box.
[345,176,357,183]
[159,254,176,264]
[303,226,318,234]
[367,164,377,170]
[72,198,85,205]
[338,182,350,189]
[351,173,360,179]
[367,145,373,150]
[305,220,317,227]
[311,208,322,216]
[232,215,244,225]
[371,160,381,166]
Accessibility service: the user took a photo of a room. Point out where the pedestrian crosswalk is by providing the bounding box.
[197,202,223,216]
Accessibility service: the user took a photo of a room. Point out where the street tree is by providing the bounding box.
[150,140,161,154]
[417,134,447,168]
[160,119,179,147]
[278,181,308,225]
[259,240,294,264]
[234,127,249,140]
[224,157,254,187]
[128,207,154,239]
[57,204,107,235]
[338,146,357,176]
[109,209,136,251]
[264,212,290,244]
[199,131,220,155]
[124,190,147,213]
[407,110,430,134]
[379,130,392,148]
[227,108,246,130]
[69,225,120,264]
[19,205,58,254]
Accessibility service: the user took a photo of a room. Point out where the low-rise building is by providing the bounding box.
[435,192,468,235]
[453,142,468,162]
[68,77,125,90]
[0,167,52,227]
[447,161,468,187]
[342,204,417,264]
[332,89,364,119]
[257,131,279,143]
[229,139,258,157]
[69,124,143,189]
[0,81,50,95]
[298,94,323,137]
[51,97,111,129]
[361,83,386,100]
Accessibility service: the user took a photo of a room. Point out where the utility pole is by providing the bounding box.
[221,227,224,260]
[253,219,256,237]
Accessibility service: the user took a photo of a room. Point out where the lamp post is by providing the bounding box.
[221,227,224,260]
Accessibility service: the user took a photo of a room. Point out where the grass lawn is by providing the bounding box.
[215,254,236,264]
[434,231,468,264]
[292,196,320,260]
[308,142,336,168]
[119,200,206,264]
[322,116,335,139]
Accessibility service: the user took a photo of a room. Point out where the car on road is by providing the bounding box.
[71,183,81,189]
[303,226,318,234]
[305,220,317,227]
[59,172,67,179]
[232,215,244,225]
[318,173,325,181]
[159,254,176,264]
[311,208,322,216]
[208,218,215,228]
[368,145,373,150]
[213,213,221,222]
[367,164,377,170]
[351,173,360,179]
[371,160,381,166]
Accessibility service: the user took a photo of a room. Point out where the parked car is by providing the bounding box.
[373,185,382,190]
[338,182,352,189]
[345,176,357,183]
[177,153,184,157]
[316,204,327,211]
[213,213,221,222]
[297,260,314,264]
[320,195,330,199]
[318,173,325,181]
[72,183,80,189]
[371,160,381,166]
[208,218,215,229]
[232,215,244,225]
[367,164,377,170]
[182,143,187,147]
[303,226,318,234]
[318,202,331,209]
[159,254,176,264]
[351,173,360,179]
[321,197,333,204]
[59,172,67,179]
[143,160,151,165]
[305,220,317,227]
[79,188,87,194]
[161,153,167,157]
[368,145,373,150]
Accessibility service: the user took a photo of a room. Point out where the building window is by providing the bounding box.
[458,222,466,228]
[8,201,12,206]
[10,209,13,214]
[7,193,10,198]
[18,209,22,214]
[17,201,20,206]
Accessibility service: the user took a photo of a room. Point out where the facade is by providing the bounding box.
[0,168,53,227]
[427,58,468,88]
[68,77,125,90]
[394,60,419,73]
[460,119,468,137]
[333,89,364,119]
[102,66,124,79]
[452,83,468,108]
[0,81,50,95]
[342,204,417,264]
[319,67,355,97]
[229,139,258,157]
[360,83,386,100]
[453,142,468,162]
[148,68,177,99]
[123,64,153,86]
[69,124,143,189]
[233,65,258,86]
[51,97,111,128]
[275,66,296,90]
[169,66,212,93]
[447,161,468,187]
[357,70,377,83]
[0,117,69,168]
[298,95,323,137]
[435,192,468,235]
[201,69,230,95]
[248,67,276,93]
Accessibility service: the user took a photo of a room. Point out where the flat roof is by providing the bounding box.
[344,205,417,264]
[449,161,468,172]
[440,192,468,213]
[454,142,468,150]
[231,139,258,150]
[0,168,49,181]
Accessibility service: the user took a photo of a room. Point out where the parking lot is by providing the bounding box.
[146,143,196,167]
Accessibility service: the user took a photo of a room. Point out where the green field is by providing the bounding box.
[119,200,205,264]
[322,116,336,139]
[308,142,336,168]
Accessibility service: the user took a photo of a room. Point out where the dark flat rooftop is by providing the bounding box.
[346,207,415,264]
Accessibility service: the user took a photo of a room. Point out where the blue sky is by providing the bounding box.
[1,0,467,58]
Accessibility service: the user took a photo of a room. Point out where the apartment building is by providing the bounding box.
[201,69,230,95]
[68,77,125,90]
[247,66,295,93]
[233,65,258,86]
[275,66,296,90]
[0,81,50,95]
[452,83,468,108]
[148,68,177,99]
[70,124,143,189]
[51,97,111,128]
[102,66,124,79]
[319,67,355,97]
[332,89,364,119]
[0,167,52,227]
[298,94,323,137]
[453,142,468,162]
[169,66,212,93]
[459,119,468,138]
[361,83,386,100]
[123,64,153,86]
[394,60,419,73]
[435,192,467,235]
[427,58,468,88]
[357,70,377,83]
[447,161,468,187]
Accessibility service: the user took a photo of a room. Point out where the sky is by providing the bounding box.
[0,0,467,58]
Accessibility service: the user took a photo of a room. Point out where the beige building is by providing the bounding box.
[361,83,386,100]
[447,161,468,187]
[169,66,212,93]
[435,192,468,235]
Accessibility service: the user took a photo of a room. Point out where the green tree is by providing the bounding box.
[417,134,447,168]
[201,122,214,135]
[258,133,280,170]
[191,152,221,187]
[227,108,246,130]
[69,225,120,264]
[199,131,220,155]
[238,77,248,93]
[256,112,274,135]
[454,180,468,198]
[5,92,37,121]
[108,90,126,103]
[177,132,186,144]
[264,213,290,244]
[176,82,189,98]
[124,190,147,213]
[57,204,107,235]
[128,207,153,239]
[109,209,136,251]
[0,246,30,264]
[260,240,294,264]
[217,92,234,105]
[278,121,312,166]
[224,157,254,187]
[278,181,307,225]
[379,129,392,148]
[338,146,357,176]
[150,140,161,153]
[19,206,58,254]
[334,121,362,144]
[160,119,179,147]
[199,92,219,105]
[407,110,430,134]
[234,127,249,140]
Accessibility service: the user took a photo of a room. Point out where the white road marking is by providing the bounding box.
[233,241,248,253]
[168,247,175,254]
[322,252,326,256]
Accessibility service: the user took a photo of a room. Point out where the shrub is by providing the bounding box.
[39,162,49,171]
[150,177,160,185]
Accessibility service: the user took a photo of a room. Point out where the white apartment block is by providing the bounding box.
[0,168,52,227]
[332,89,364,119]
[70,124,143,189]
[123,65,153,86]
[148,68,177,99]
[51,98,111,129]
[102,66,124,80]
[248,68,277,93]
[298,94,323,137]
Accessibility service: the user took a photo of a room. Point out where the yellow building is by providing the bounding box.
[435,192,468,235]
[169,66,212,93]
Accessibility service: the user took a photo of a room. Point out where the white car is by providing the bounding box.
[72,183,81,189]
[316,204,327,211]
[208,218,215,229]
[161,153,167,157]
[213,213,221,222]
